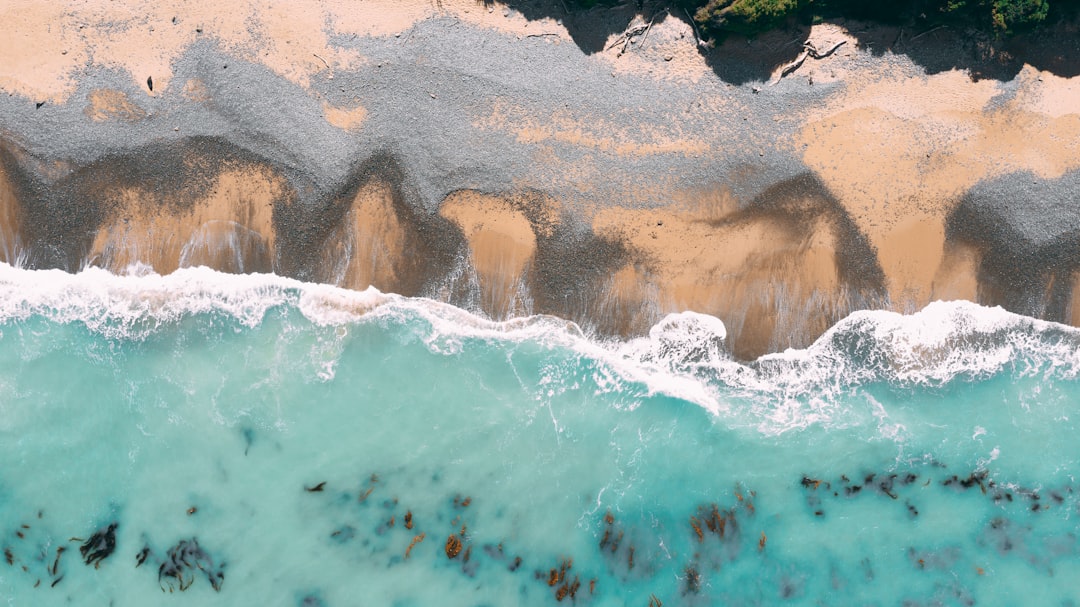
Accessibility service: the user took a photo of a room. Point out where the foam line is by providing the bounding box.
[0,264,1077,428]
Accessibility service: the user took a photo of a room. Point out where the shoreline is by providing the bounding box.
[1,0,1078,359]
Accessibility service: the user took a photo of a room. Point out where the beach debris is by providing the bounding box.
[35,101,45,109]
[147,76,153,92]
[79,522,118,568]
[770,40,846,85]
[683,7,708,48]
[605,11,665,56]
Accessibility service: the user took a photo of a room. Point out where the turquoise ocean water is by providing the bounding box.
[0,264,1078,606]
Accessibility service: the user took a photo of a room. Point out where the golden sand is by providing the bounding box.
[181,79,212,103]
[316,179,408,293]
[88,167,284,274]
[322,102,368,132]
[84,89,147,123]
[3,6,1080,353]
[797,63,1080,312]
[0,157,23,265]
[591,186,860,359]
[439,190,560,320]
[0,0,573,104]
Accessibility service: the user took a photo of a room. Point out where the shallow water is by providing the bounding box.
[0,265,1078,606]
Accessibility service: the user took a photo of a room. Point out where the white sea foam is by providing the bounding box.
[0,264,1077,433]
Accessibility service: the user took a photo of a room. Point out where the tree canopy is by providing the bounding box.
[570,0,1075,38]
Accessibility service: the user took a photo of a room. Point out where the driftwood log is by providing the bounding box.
[771,40,847,85]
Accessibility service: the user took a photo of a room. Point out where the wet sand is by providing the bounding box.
[0,0,1078,358]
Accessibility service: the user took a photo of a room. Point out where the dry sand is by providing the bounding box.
[0,0,569,104]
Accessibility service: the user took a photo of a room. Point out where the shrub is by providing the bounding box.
[991,0,1050,31]
[694,0,804,36]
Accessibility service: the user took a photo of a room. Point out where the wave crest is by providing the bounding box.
[0,265,1077,432]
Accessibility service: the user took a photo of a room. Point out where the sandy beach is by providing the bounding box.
[1,0,1078,358]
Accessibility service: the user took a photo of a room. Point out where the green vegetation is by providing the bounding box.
[990,0,1050,31]
[568,0,1076,38]
[691,0,1060,36]
[693,0,805,37]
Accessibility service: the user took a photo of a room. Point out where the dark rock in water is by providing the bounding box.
[683,564,701,595]
[46,545,67,582]
[79,522,118,568]
[906,502,919,519]
[483,543,505,560]
[241,427,255,455]
[860,558,874,581]
[299,594,327,607]
[157,537,225,593]
[329,525,356,543]
[135,545,152,568]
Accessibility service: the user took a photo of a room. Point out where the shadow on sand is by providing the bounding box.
[480,0,1080,84]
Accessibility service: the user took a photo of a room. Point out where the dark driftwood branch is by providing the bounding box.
[605,9,670,56]
[779,48,812,79]
[683,7,706,48]
[809,39,846,59]
[770,39,846,85]
[605,21,649,54]
[910,25,946,41]
[639,9,668,48]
